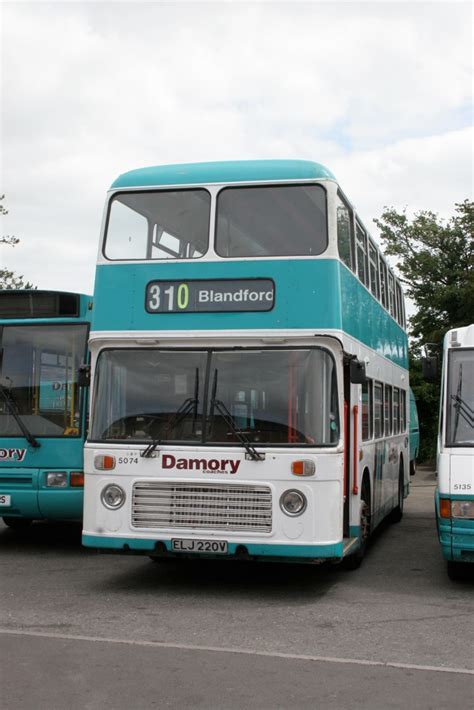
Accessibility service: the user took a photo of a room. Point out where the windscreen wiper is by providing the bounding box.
[140,396,198,458]
[141,367,200,458]
[451,365,474,432]
[0,379,41,448]
[209,369,264,462]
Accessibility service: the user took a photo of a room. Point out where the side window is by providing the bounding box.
[396,283,405,327]
[368,241,380,300]
[388,273,396,317]
[336,193,354,271]
[374,381,384,438]
[379,257,388,310]
[356,223,369,287]
[362,379,373,441]
[384,384,393,435]
[400,389,407,432]
[393,387,400,435]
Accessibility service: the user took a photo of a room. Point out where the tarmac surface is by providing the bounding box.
[1,467,473,709]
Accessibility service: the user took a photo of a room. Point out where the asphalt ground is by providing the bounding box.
[1,467,473,709]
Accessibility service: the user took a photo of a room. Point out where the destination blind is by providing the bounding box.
[145,278,275,313]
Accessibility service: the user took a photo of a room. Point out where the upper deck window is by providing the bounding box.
[336,192,354,271]
[215,184,327,258]
[104,189,211,260]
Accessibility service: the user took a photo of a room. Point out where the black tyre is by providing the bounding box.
[447,560,472,582]
[410,458,416,476]
[2,517,33,529]
[390,464,404,524]
[344,477,371,570]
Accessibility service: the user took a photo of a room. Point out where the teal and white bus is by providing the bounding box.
[0,290,91,528]
[435,324,474,580]
[409,387,419,476]
[82,160,409,567]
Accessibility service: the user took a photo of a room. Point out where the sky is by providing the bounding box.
[1,0,472,296]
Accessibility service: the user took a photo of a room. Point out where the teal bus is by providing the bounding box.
[82,160,409,567]
[409,387,419,476]
[0,290,91,528]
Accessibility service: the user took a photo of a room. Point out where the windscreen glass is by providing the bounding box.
[446,349,474,446]
[105,189,211,260]
[0,324,88,437]
[91,350,207,442]
[215,184,327,257]
[91,348,339,447]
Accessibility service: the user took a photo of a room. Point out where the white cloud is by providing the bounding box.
[1,1,472,293]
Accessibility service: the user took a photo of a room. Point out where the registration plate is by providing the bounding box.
[0,495,11,506]
[171,538,228,554]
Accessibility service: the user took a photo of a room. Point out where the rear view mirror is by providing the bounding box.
[77,364,91,388]
[350,358,367,385]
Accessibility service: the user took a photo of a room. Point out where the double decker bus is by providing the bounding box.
[82,160,409,567]
[0,290,91,528]
[435,324,474,580]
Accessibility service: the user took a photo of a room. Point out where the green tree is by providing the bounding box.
[374,200,473,348]
[375,200,474,461]
[1,195,35,290]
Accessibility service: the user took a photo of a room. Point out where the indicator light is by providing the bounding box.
[291,460,315,476]
[94,455,116,471]
[439,498,451,519]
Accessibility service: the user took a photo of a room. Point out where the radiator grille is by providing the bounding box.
[132,482,272,533]
[0,474,33,487]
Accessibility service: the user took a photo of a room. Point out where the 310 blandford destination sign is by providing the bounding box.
[145,278,275,313]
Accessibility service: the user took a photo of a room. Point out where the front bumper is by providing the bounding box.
[435,491,474,563]
[82,533,344,563]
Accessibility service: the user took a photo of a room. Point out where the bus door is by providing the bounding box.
[343,355,366,539]
[342,357,352,538]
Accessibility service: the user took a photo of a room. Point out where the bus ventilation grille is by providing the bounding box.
[131,482,272,533]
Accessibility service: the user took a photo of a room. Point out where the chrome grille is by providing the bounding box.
[132,482,272,533]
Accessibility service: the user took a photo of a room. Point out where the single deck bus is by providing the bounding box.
[83,160,409,567]
[0,290,91,527]
[435,324,474,580]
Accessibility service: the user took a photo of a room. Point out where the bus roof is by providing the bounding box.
[110,160,336,190]
[444,323,474,349]
[0,290,92,322]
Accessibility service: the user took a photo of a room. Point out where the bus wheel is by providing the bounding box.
[447,561,472,582]
[410,458,417,476]
[390,464,405,524]
[344,478,371,570]
[2,517,33,529]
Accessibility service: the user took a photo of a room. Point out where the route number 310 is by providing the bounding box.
[147,283,189,312]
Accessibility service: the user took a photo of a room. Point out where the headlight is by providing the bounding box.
[451,500,474,519]
[101,484,126,510]
[46,472,67,488]
[280,489,307,516]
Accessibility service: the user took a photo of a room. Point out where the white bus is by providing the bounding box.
[82,160,410,569]
[435,323,474,580]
